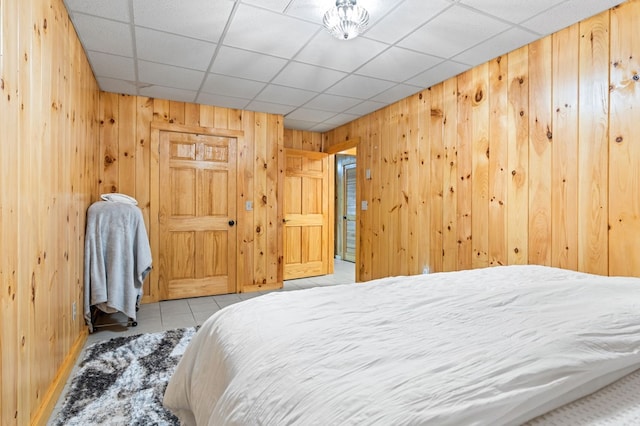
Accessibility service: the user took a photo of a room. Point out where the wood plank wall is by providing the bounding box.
[283,128,324,152]
[98,96,285,298]
[0,0,100,424]
[325,1,640,281]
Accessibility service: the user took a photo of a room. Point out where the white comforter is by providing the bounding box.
[164,265,640,425]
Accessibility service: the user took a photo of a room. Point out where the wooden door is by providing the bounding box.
[343,163,357,262]
[284,149,329,280]
[158,130,237,299]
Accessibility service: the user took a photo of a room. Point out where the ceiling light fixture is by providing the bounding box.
[322,0,370,41]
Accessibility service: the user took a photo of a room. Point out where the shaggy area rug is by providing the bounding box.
[51,327,198,426]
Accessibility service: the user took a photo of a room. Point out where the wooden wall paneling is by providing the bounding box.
[414,90,431,274]
[578,13,610,275]
[276,119,285,283]
[528,37,553,266]
[169,100,185,124]
[0,0,101,422]
[355,123,369,281]
[184,102,199,127]
[253,113,268,285]
[99,92,119,194]
[377,109,393,278]
[153,98,170,123]
[214,106,229,129]
[428,85,445,273]
[456,70,473,271]
[118,95,136,196]
[238,111,255,290]
[506,46,529,265]
[386,103,402,276]
[609,0,640,277]
[18,0,33,420]
[136,97,153,300]
[365,113,382,281]
[551,25,579,270]
[0,0,21,421]
[442,78,459,271]
[488,56,509,267]
[471,64,490,269]
[396,99,410,275]
[266,114,281,284]
[199,104,215,128]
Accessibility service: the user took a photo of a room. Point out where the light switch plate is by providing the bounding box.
[361,200,368,210]
[246,201,253,211]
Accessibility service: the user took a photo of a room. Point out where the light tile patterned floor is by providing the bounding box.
[48,260,355,423]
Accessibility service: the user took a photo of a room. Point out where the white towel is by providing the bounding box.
[100,193,138,205]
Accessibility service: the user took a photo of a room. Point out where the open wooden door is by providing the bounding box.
[158,130,237,299]
[284,149,330,280]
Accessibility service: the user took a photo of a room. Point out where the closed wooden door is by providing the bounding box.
[284,149,329,280]
[343,163,357,262]
[159,131,237,299]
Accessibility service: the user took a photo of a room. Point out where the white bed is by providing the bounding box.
[163,265,640,425]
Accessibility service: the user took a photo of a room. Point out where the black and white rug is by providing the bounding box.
[51,327,198,426]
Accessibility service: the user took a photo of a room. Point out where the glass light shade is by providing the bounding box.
[322,0,370,40]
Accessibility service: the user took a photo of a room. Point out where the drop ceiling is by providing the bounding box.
[63,0,625,132]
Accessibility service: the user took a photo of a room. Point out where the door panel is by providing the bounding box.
[159,131,237,299]
[284,149,329,280]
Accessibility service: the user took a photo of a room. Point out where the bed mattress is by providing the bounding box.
[164,265,640,425]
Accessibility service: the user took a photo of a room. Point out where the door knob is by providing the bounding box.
[229,220,235,226]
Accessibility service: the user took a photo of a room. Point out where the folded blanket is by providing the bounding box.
[83,201,152,332]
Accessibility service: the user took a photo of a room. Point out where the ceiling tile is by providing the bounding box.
[255,84,318,106]
[70,14,133,57]
[197,93,251,110]
[399,4,510,59]
[240,0,292,13]
[87,51,135,81]
[521,0,626,35]
[224,4,320,58]
[406,61,470,88]
[459,0,565,24]
[133,0,234,43]
[364,0,451,44]
[310,122,338,133]
[345,100,387,116]
[370,83,422,104]
[201,74,266,99]
[304,94,363,112]
[295,32,389,73]
[323,112,360,126]
[245,100,296,115]
[64,0,130,22]
[96,77,138,96]
[272,62,347,92]
[135,27,216,71]
[326,74,395,99]
[139,86,197,102]
[138,61,205,91]
[285,107,337,122]
[356,46,441,82]
[211,47,288,82]
[452,27,540,67]
[284,117,318,130]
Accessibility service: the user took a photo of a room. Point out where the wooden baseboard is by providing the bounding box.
[31,328,88,426]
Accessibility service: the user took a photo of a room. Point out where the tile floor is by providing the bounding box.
[48,259,355,423]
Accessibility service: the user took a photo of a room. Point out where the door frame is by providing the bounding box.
[325,138,360,278]
[149,121,244,302]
